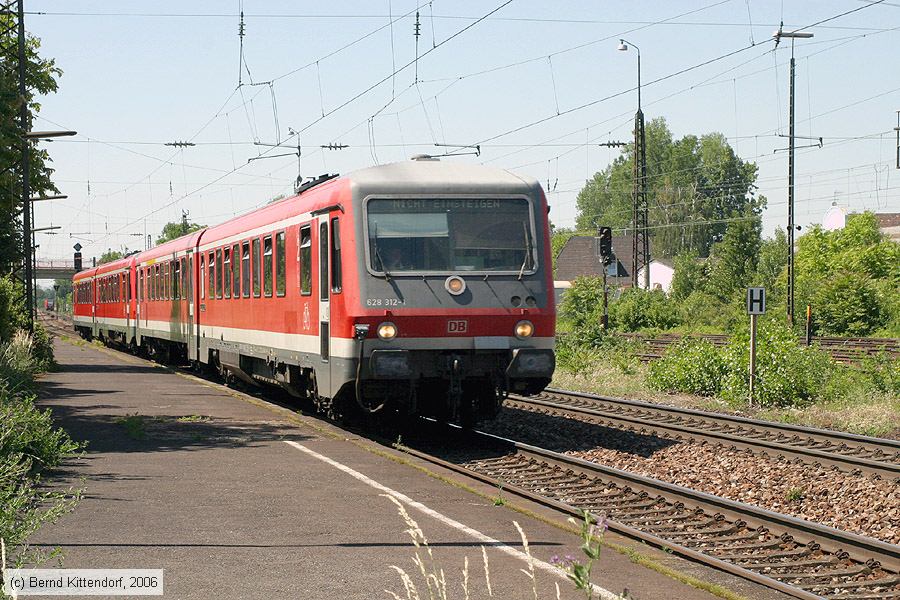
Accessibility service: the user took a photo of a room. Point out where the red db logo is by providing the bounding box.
[447,320,468,334]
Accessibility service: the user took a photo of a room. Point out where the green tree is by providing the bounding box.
[754,228,788,292]
[795,212,899,336]
[669,250,707,302]
[704,215,762,302]
[97,248,125,265]
[0,14,62,273]
[550,227,578,273]
[575,118,760,258]
[156,219,204,245]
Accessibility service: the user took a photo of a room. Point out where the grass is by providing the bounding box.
[552,351,900,439]
[176,414,210,423]
[115,413,147,440]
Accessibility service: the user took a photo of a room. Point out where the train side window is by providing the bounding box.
[181,257,187,300]
[166,262,172,300]
[215,249,223,299]
[252,238,261,297]
[232,243,240,299]
[223,248,231,299]
[199,255,205,299]
[138,271,142,302]
[173,260,181,300]
[263,235,273,297]
[150,267,155,301]
[208,252,215,300]
[331,218,342,293]
[275,231,286,297]
[126,272,130,303]
[299,225,311,295]
[319,222,328,301]
[241,242,250,298]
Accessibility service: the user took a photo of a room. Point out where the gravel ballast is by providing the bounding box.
[483,405,900,545]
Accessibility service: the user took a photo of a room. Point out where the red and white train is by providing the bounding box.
[73,158,556,423]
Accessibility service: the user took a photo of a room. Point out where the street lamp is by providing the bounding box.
[617,38,650,290]
[774,27,813,326]
[20,129,76,328]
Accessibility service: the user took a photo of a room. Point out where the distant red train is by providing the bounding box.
[73,158,556,423]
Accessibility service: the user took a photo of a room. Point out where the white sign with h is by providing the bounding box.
[746,287,766,315]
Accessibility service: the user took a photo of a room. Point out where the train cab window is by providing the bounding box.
[208,252,215,300]
[252,238,261,297]
[299,226,312,296]
[319,222,328,301]
[330,218,341,293]
[215,249,223,299]
[173,260,181,300]
[232,244,240,299]
[263,235,273,297]
[223,248,231,299]
[241,242,250,298]
[275,231,286,297]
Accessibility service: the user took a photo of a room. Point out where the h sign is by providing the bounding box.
[746,287,766,315]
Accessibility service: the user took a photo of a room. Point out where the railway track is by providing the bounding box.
[613,332,899,365]
[505,389,900,482]
[402,426,900,600]
[42,315,900,598]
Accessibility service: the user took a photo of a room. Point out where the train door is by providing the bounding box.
[186,252,196,361]
[317,217,332,396]
[91,277,98,337]
[125,271,132,343]
[136,266,143,345]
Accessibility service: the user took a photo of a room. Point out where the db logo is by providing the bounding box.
[447,320,468,334]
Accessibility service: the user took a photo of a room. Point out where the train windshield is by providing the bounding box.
[367,198,535,273]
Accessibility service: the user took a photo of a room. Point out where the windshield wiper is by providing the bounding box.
[518,221,533,281]
[372,223,392,282]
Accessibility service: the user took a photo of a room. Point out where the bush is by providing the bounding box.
[0,275,28,342]
[812,273,887,336]
[609,288,679,331]
[648,338,726,396]
[0,330,40,392]
[721,320,836,407]
[860,351,900,396]
[558,276,605,330]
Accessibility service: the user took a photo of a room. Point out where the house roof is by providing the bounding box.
[555,234,633,282]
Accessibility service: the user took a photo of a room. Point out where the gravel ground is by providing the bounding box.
[482,405,900,545]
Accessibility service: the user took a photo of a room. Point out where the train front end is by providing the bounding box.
[349,159,555,423]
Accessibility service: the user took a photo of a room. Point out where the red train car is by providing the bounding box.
[74,158,556,423]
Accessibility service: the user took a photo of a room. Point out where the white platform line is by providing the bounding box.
[283,440,619,600]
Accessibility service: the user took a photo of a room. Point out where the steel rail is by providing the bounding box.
[506,392,900,481]
[402,426,900,600]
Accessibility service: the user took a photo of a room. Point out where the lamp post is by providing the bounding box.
[774,27,813,327]
[618,38,650,290]
[19,129,76,328]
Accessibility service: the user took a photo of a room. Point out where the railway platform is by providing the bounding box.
[29,333,792,599]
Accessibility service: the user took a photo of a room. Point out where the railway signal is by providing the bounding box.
[597,226,613,329]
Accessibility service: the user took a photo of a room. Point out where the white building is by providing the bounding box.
[637,259,675,293]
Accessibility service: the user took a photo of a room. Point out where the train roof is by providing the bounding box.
[137,229,206,262]
[346,159,541,193]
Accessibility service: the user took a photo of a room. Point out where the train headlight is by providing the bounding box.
[444,275,466,296]
[377,322,398,340]
[514,320,534,339]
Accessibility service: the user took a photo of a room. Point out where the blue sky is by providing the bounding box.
[28,1,900,267]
